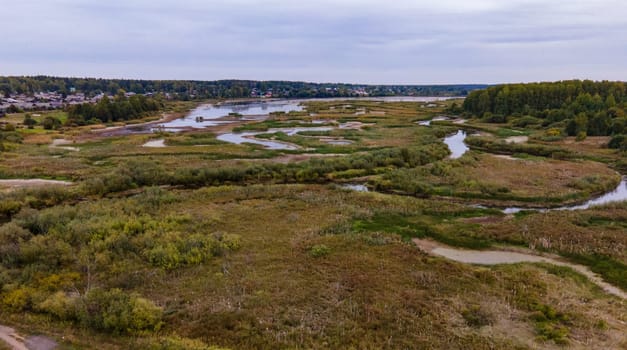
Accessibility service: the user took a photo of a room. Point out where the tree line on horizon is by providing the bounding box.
[462,80,627,148]
[0,76,484,99]
[66,92,162,125]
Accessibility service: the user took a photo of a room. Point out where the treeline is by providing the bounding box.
[1,76,485,99]
[462,80,627,139]
[66,93,162,125]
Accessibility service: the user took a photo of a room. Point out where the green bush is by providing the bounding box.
[0,200,22,219]
[37,291,75,319]
[530,304,571,345]
[42,116,62,130]
[78,288,163,334]
[145,243,182,270]
[0,222,32,266]
[2,287,34,311]
[310,244,331,257]
[575,131,587,141]
[608,134,626,150]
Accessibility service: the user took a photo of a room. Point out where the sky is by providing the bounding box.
[1,0,626,84]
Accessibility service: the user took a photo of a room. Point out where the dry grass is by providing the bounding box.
[130,186,626,349]
[477,204,627,264]
[418,152,621,205]
[461,154,618,197]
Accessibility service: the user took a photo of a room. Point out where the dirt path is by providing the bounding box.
[504,135,528,144]
[0,179,73,189]
[49,139,79,152]
[413,238,626,299]
[0,325,57,350]
[142,139,166,148]
[491,154,519,161]
[0,325,28,350]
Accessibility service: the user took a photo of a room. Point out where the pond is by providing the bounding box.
[155,100,304,131]
[418,116,449,126]
[443,130,469,159]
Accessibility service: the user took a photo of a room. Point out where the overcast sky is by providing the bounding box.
[2,0,626,84]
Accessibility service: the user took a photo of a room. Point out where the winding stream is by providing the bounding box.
[435,122,627,212]
[503,177,627,213]
[217,126,334,150]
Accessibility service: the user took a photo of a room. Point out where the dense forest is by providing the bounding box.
[462,80,627,147]
[0,76,485,99]
[66,93,162,125]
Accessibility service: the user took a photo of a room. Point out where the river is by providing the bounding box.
[155,100,305,131]
[155,96,458,132]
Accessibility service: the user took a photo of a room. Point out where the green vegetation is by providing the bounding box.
[530,304,571,344]
[564,253,627,291]
[66,92,162,125]
[0,187,240,336]
[463,80,627,139]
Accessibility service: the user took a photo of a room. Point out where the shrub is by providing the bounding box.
[0,200,22,219]
[513,116,541,128]
[309,244,331,257]
[481,113,507,123]
[145,244,182,270]
[608,134,626,150]
[37,291,75,319]
[78,288,163,334]
[23,114,37,128]
[2,287,33,311]
[461,305,494,328]
[530,304,571,345]
[0,222,32,266]
[42,116,62,130]
[575,131,587,141]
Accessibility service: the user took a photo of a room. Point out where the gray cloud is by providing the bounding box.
[1,0,626,83]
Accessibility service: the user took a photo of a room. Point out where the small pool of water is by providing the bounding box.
[418,116,449,126]
[340,184,369,192]
[443,130,469,159]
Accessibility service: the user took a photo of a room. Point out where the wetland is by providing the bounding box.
[0,88,626,350]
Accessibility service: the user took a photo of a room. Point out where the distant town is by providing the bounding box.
[0,91,161,115]
[0,76,487,116]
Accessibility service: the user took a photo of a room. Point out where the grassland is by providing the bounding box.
[0,98,625,349]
